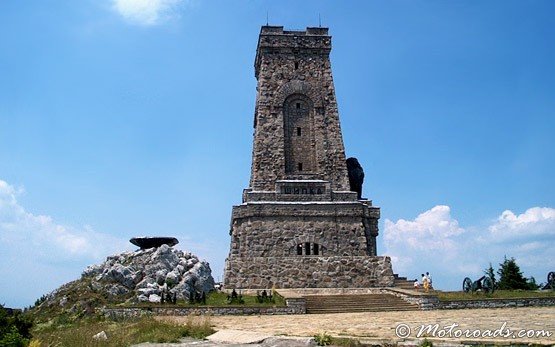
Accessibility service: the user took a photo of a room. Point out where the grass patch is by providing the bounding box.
[314,332,333,345]
[200,291,286,306]
[437,290,555,301]
[32,315,214,347]
[30,277,134,324]
[329,336,366,346]
[314,332,370,347]
[118,291,286,308]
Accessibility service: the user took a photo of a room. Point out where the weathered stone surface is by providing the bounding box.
[439,297,555,310]
[223,26,388,289]
[148,293,161,303]
[249,26,350,193]
[228,202,379,258]
[225,256,394,289]
[100,298,306,319]
[92,331,108,341]
[206,307,555,345]
[82,244,214,302]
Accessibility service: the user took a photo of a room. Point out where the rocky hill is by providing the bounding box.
[33,244,215,320]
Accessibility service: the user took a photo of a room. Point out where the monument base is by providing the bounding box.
[224,255,394,289]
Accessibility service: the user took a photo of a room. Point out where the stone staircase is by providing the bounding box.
[304,293,419,314]
[394,274,417,290]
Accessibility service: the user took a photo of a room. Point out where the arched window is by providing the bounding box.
[295,242,322,256]
[304,242,311,255]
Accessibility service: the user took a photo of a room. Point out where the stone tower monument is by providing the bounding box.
[223,26,394,289]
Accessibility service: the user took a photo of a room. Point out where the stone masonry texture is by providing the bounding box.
[223,26,392,289]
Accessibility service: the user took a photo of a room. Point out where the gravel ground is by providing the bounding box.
[161,306,555,345]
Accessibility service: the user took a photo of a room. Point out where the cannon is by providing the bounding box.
[542,271,555,290]
[462,275,495,294]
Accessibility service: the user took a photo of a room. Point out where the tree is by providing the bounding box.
[526,276,540,290]
[497,256,528,290]
[484,262,497,290]
[0,304,33,347]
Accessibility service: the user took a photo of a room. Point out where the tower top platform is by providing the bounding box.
[255,26,332,78]
[259,26,329,36]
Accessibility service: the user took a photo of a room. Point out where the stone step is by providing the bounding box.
[305,298,412,304]
[306,302,417,308]
[307,307,417,314]
[394,274,417,290]
[304,293,419,314]
[304,294,407,299]
[307,304,417,313]
[307,298,402,304]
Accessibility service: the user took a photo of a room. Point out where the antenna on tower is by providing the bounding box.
[266,12,269,26]
[318,13,321,27]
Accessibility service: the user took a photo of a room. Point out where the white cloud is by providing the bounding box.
[385,205,464,251]
[383,205,467,282]
[0,179,129,307]
[0,180,127,259]
[484,207,555,276]
[488,207,555,240]
[112,0,188,26]
[383,205,555,290]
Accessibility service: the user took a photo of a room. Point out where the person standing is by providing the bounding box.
[421,273,429,293]
[426,272,433,289]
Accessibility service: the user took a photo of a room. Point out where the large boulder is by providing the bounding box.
[81,245,215,302]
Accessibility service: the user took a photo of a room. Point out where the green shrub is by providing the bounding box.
[0,326,28,347]
[314,332,333,346]
[0,304,33,347]
[53,312,73,327]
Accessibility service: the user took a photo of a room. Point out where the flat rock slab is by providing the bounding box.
[257,336,315,346]
[130,237,179,249]
[206,329,272,344]
[131,335,315,347]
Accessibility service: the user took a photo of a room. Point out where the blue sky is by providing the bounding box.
[1,0,554,308]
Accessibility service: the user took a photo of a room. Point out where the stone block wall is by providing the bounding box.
[228,202,379,258]
[223,25,388,290]
[224,198,383,288]
[249,26,350,192]
[385,289,440,310]
[224,256,394,289]
[385,290,555,310]
[439,297,555,309]
[99,302,305,319]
